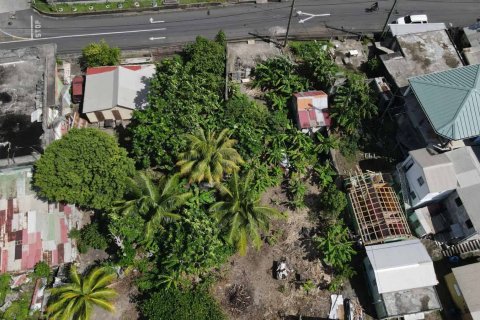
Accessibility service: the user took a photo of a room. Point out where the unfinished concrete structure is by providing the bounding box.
[0,44,57,159]
[227,40,282,82]
[345,171,412,245]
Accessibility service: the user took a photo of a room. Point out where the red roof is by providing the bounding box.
[72,76,84,96]
[86,65,142,75]
[293,91,327,98]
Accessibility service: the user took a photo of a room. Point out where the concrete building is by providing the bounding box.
[377,27,467,152]
[0,44,58,159]
[445,262,480,320]
[462,22,480,65]
[0,162,81,273]
[82,64,155,123]
[292,91,330,134]
[364,239,441,319]
[397,146,480,255]
[380,29,462,94]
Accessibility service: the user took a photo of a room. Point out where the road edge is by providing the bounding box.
[32,1,256,18]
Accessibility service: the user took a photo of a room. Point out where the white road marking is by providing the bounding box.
[0,27,167,45]
[30,15,33,39]
[149,17,164,24]
[149,36,166,40]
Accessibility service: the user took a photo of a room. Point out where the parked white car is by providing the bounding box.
[395,14,428,24]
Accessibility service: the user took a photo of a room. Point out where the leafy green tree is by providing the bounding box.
[0,274,10,306]
[80,223,109,251]
[184,33,226,95]
[221,93,270,160]
[210,171,285,255]
[81,40,120,68]
[288,173,307,209]
[177,128,244,184]
[33,128,134,210]
[315,133,339,155]
[140,288,226,320]
[314,221,355,270]
[331,73,378,134]
[130,47,223,170]
[314,162,336,189]
[113,172,191,249]
[155,207,230,288]
[33,261,51,279]
[47,266,117,320]
[108,211,145,266]
[1,291,32,320]
[319,185,347,221]
[253,56,308,109]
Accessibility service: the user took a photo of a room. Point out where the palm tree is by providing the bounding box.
[210,171,285,255]
[113,172,191,247]
[177,128,244,184]
[47,266,117,320]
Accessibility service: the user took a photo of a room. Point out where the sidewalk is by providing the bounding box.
[0,0,30,14]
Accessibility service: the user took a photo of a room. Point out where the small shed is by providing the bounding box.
[292,91,331,134]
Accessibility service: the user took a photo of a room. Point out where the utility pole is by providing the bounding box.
[381,0,398,39]
[284,0,296,47]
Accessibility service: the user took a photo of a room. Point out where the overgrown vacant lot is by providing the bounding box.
[213,184,333,319]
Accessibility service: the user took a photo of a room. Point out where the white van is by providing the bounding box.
[395,14,428,24]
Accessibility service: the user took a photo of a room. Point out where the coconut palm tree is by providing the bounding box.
[113,172,191,248]
[47,266,117,320]
[177,128,244,184]
[210,171,285,255]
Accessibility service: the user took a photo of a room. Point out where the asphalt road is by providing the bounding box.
[0,0,479,53]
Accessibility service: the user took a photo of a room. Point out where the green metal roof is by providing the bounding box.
[409,64,480,140]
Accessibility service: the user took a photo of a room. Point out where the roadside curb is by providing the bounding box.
[32,1,255,18]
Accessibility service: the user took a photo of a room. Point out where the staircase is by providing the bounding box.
[442,239,480,257]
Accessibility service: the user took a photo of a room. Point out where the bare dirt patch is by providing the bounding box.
[92,275,140,320]
[212,185,333,320]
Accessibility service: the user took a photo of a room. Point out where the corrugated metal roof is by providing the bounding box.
[409,64,480,140]
[83,64,155,113]
[366,239,438,294]
[452,263,480,318]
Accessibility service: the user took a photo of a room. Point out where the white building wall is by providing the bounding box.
[403,157,452,207]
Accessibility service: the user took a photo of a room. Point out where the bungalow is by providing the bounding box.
[364,239,441,319]
[82,64,155,124]
[292,91,331,134]
[445,262,480,320]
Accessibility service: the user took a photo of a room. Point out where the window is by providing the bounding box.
[404,159,414,172]
[410,191,417,200]
[417,176,425,186]
[455,197,463,207]
[466,219,473,229]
